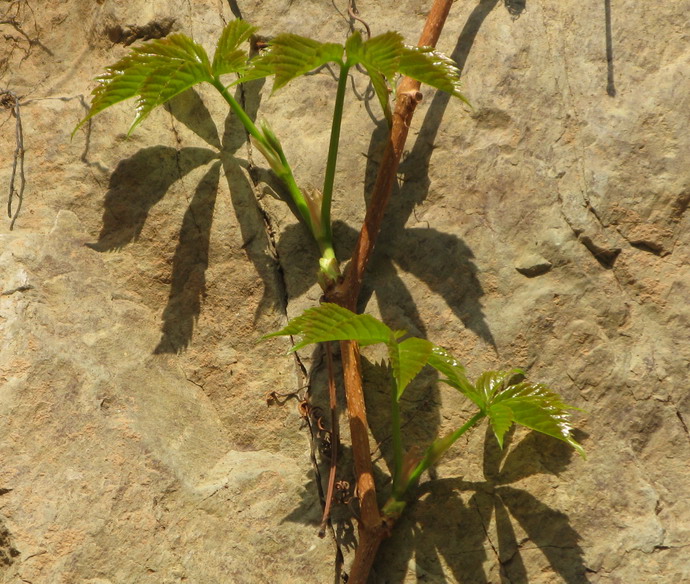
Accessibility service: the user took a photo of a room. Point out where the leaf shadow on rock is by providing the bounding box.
[217,79,301,326]
[375,425,589,583]
[153,161,221,353]
[89,84,285,352]
[87,143,219,252]
[151,90,228,353]
[158,80,287,350]
[164,87,223,150]
[89,88,223,354]
[355,0,507,349]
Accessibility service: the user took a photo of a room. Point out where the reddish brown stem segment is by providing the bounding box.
[319,342,340,536]
[328,1,456,582]
[329,0,454,308]
[339,340,380,525]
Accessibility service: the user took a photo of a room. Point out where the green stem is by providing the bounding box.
[390,380,403,495]
[209,77,317,239]
[321,63,351,248]
[405,411,486,490]
[383,410,486,518]
[210,77,264,143]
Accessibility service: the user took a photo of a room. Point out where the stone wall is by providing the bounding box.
[1,1,688,582]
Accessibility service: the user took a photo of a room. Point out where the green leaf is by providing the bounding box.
[346,31,402,80]
[488,380,586,458]
[73,55,148,134]
[427,346,480,405]
[346,31,404,123]
[212,19,257,77]
[263,303,391,350]
[388,337,433,399]
[398,45,470,106]
[474,369,525,408]
[428,356,584,457]
[74,33,213,135]
[487,403,514,448]
[243,33,343,90]
[131,35,213,132]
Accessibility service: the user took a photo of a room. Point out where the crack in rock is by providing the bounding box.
[106,17,176,46]
[676,410,690,444]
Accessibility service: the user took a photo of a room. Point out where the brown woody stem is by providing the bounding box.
[329,0,454,308]
[326,1,456,582]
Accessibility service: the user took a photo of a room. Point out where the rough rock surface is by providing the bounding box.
[1,1,689,583]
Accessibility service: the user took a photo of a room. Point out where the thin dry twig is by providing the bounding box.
[1,90,25,230]
[1,1,52,59]
[319,341,341,537]
[348,0,371,40]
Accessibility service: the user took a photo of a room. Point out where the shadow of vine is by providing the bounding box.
[83,7,589,584]
[375,426,589,583]
[87,0,512,354]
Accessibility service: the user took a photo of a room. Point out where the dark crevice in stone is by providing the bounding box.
[106,17,176,46]
[676,410,690,443]
[628,240,666,257]
[579,235,621,269]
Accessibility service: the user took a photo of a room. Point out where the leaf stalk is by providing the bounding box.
[210,77,327,252]
[382,410,486,519]
[390,378,404,494]
[321,63,351,248]
[406,410,486,490]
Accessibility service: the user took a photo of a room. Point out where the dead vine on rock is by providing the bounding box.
[1,90,25,230]
[1,0,51,64]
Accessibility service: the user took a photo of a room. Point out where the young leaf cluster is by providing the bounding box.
[74,19,468,288]
[246,29,467,124]
[267,303,585,506]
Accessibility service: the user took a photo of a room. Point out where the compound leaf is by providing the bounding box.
[264,303,391,350]
[488,379,586,457]
[212,19,257,77]
[429,358,584,457]
[74,33,213,135]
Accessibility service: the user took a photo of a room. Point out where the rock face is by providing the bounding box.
[1,1,688,583]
